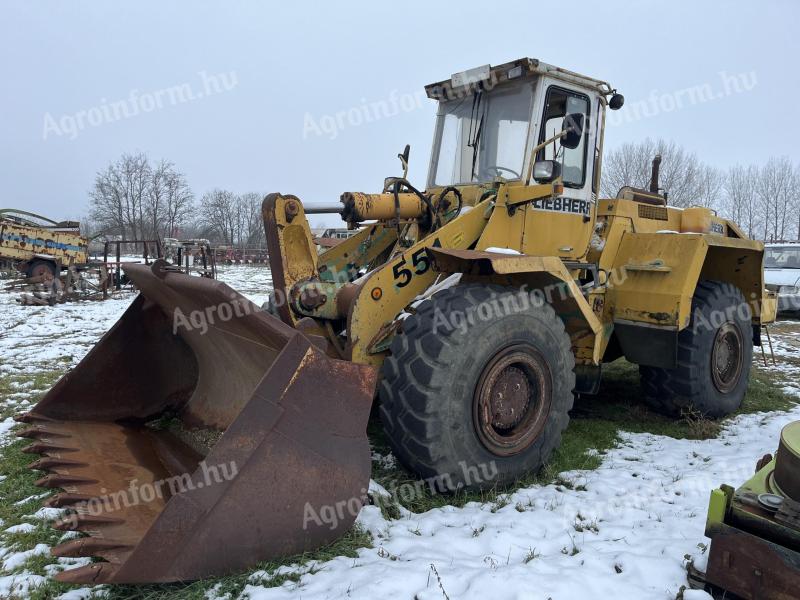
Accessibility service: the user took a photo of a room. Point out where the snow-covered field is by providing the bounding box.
[0,264,798,600]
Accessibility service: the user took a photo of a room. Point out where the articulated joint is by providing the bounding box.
[290,279,359,321]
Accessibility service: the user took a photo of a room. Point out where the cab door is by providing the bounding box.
[521,79,599,261]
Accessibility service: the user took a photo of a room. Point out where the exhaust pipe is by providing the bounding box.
[649,154,662,194]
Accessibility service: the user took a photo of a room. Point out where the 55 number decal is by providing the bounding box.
[392,239,440,288]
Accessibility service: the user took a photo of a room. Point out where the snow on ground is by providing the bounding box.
[214,263,273,307]
[0,288,133,376]
[242,405,800,600]
[0,268,797,599]
[0,264,273,376]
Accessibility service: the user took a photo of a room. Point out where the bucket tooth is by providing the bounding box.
[35,474,99,489]
[14,412,56,424]
[52,538,132,558]
[55,563,119,584]
[53,514,125,531]
[44,493,95,508]
[17,426,69,439]
[22,442,78,455]
[28,457,87,471]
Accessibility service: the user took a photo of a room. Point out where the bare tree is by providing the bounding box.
[199,189,238,244]
[758,156,795,242]
[600,138,709,207]
[90,153,150,240]
[148,160,194,238]
[793,164,800,241]
[238,192,265,248]
[721,165,761,238]
[90,153,194,243]
[198,191,266,248]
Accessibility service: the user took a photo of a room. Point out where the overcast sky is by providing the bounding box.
[1,0,797,227]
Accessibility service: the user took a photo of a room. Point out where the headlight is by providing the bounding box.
[533,160,561,183]
[779,285,800,295]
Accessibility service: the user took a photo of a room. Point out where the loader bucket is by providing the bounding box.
[17,260,376,584]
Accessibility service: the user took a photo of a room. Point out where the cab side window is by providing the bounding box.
[537,86,590,188]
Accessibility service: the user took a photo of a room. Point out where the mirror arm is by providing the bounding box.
[524,130,567,184]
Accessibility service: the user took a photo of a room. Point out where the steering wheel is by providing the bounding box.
[487,165,521,179]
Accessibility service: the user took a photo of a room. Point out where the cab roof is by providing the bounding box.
[425,58,614,101]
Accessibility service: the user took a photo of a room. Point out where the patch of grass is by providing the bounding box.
[103,525,371,600]
[0,370,77,598]
[0,419,76,599]
[0,370,62,420]
[522,547,540,563]
[745,369,798,413]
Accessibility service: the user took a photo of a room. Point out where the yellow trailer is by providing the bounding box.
[0,209,88,278]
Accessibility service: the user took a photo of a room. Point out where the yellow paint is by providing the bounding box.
[706,488,729,529]
[265,182,766,371]
[347,199,493,366]
[0,221,87,267]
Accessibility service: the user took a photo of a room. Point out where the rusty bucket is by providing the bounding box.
[17,261,376,584]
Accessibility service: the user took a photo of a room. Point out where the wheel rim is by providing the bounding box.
[473,344,552,456]
[711,322,744,394]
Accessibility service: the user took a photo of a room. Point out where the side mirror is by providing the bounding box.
[398,144,410,178]
[609,93,625,110]
[533,160,562,183]
[561,113,584,150]
[400,144,410,164]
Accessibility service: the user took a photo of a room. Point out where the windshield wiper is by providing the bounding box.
[467,91,484,181]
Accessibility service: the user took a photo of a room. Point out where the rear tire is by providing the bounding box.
[640,280,753,418]
[379,284,575,491]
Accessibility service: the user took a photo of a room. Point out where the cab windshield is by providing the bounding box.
[765,246,800,269]
[429,84,533,187]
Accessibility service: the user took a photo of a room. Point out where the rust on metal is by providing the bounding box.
[706,529,800,599]
[472,344,552,457]
[711,322,744,394]
[19,262,377,584]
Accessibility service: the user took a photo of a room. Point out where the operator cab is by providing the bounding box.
[424,58,623,260]
[425,58,622,197]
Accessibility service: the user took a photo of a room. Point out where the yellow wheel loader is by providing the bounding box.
[19,58,774,584]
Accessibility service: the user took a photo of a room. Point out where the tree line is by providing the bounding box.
[88,145,800,248]
[87,152,266,248]
[601,138,800,242]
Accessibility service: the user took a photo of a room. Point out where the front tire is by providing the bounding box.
[640,280,753,418]
[379,284,575,491]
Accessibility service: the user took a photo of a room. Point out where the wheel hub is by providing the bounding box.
[473,344,551,457]
[711,322,743,394]
[487,366,530,429]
